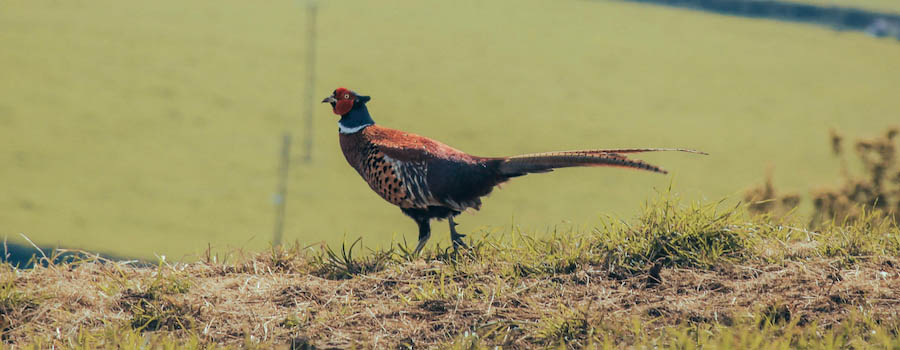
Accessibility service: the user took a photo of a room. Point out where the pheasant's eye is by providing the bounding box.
[344,94,350,99]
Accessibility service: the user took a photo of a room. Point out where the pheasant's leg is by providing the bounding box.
[449,217,469,250]
[413,219,431,255]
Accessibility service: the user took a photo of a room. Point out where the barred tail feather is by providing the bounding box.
[555,148,708,156]
[497,151,670,176]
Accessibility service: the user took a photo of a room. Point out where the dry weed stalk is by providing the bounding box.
[745,127,900,225]
[813,127,900,224]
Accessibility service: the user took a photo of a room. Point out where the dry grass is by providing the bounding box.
[3,195,900,349]
[3,250,898,348]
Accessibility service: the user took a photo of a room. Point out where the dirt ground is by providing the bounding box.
[3,255,898,349]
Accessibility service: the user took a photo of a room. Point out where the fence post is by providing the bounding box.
[273,133,292,246]
[302,1,318,163]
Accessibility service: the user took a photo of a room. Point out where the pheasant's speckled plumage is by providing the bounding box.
[323,87,705,254]
[340,125,496,213]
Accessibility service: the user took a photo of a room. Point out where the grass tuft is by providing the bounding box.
[818,208,900,263]
[125,294,196,332]
[309,238,394,280]
[533,307,595,348]
[599,190,756,275]
[110,260,197,332]
[0,275,40,339]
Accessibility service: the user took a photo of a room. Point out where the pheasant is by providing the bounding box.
[323,87,705,254]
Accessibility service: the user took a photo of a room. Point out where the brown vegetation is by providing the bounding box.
[745,127,900,225]
[2,203,899,348]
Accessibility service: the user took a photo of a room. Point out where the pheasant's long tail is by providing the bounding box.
[495,148,705,177]
[552,148,708,156]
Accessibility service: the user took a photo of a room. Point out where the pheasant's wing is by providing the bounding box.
[363,126,495,211]
[363,126,471,162]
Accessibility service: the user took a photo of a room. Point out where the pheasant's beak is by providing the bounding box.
[321,96,337,104]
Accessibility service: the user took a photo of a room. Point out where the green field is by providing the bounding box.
[2,0,899,260]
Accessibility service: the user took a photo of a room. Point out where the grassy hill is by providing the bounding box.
[1,0,899,259]
[3,196,898,348]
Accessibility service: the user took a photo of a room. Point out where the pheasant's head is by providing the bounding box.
[322,87,370,116]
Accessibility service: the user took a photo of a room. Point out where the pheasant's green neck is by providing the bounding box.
[338,104,375,134]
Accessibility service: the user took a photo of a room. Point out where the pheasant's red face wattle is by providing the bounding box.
[333,87,354,116]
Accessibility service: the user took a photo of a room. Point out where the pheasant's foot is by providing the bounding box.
[448,217,469,250]
[413,220,431,256]
[413,238,429,256]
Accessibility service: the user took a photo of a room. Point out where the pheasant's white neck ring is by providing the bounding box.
[338,122,372,134]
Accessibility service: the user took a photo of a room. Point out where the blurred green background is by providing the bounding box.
[2,0,899,260]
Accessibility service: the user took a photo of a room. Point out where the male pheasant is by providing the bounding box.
[323,87,704,255]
